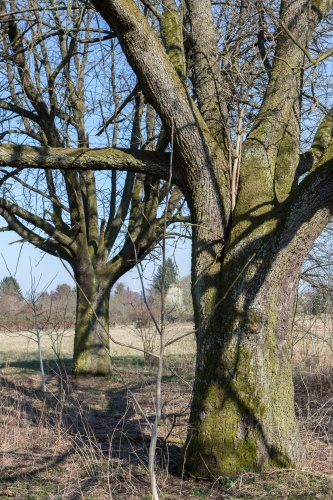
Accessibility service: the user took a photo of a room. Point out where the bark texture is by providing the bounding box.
[74,278,112,377]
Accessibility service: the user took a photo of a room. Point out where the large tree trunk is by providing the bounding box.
[73,274,112,377]
[184,178,332,474]
[185,251,299,474]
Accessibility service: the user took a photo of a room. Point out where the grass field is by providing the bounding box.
[0,319,333,498]
[0,322,196,366]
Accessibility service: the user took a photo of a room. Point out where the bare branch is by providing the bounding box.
[0,143,176,182]
[96,82,140,136]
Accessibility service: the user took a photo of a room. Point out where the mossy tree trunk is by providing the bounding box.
[186,203,332,474]
[73,272,112,377]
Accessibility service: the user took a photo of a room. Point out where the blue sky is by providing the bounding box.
[0,226,191,295]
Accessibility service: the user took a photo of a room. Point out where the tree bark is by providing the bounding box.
[185,235,300,473]
[73,272,112,377]
[184,161,333,474]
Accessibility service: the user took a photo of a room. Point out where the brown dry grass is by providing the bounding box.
[0,322,196,364]
[0,319,333,498]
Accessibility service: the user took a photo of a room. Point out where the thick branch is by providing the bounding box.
[0,99,40,124]
[160,0,185,78]
[278,152,333,279]
[0,143,175,181]
[185,0,229,149]
[0,207,73,261]
[311,0,333,19]
[241,0,317,208]
[298,108,333,176]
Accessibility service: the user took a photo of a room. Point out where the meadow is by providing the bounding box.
[0,319,333,499]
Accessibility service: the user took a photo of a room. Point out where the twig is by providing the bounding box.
[148,118,174,500]
[96,83,140,136]
[128,388,152,429]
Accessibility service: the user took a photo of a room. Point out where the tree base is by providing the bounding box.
[73,351,112,377]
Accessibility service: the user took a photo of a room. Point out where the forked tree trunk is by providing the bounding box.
[184,195,330,474]
[73,276,112,377]
[0,0,331,476]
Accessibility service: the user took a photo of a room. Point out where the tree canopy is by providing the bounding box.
[0,276,22,299]
[151,257,178,294]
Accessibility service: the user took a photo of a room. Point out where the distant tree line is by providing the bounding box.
[297,286,333,316]
[0,272,193,332]
[110,267,193,325]
[0,279,76,331]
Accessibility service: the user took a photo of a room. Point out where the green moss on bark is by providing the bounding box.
[161,9,184,76]
[185,280,299,476]
[73,284,112,377]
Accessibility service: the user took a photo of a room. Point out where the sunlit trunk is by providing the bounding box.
[73,276,112,376]
[183,176,331,474]
[185,239,300,474]
[182,154,304,473]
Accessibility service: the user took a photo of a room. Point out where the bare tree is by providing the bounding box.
[1,0,333,476]
[0,0,186,376]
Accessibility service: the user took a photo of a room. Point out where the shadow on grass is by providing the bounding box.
[0,349,194,373]
[0,354,150,374]
[112,354,145,369]
[0,356,73,374]
[0,353,193,499]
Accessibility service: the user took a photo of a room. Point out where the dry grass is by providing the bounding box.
[0,322,196,365]
[0,319,333,498]
[292,315,333,484]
